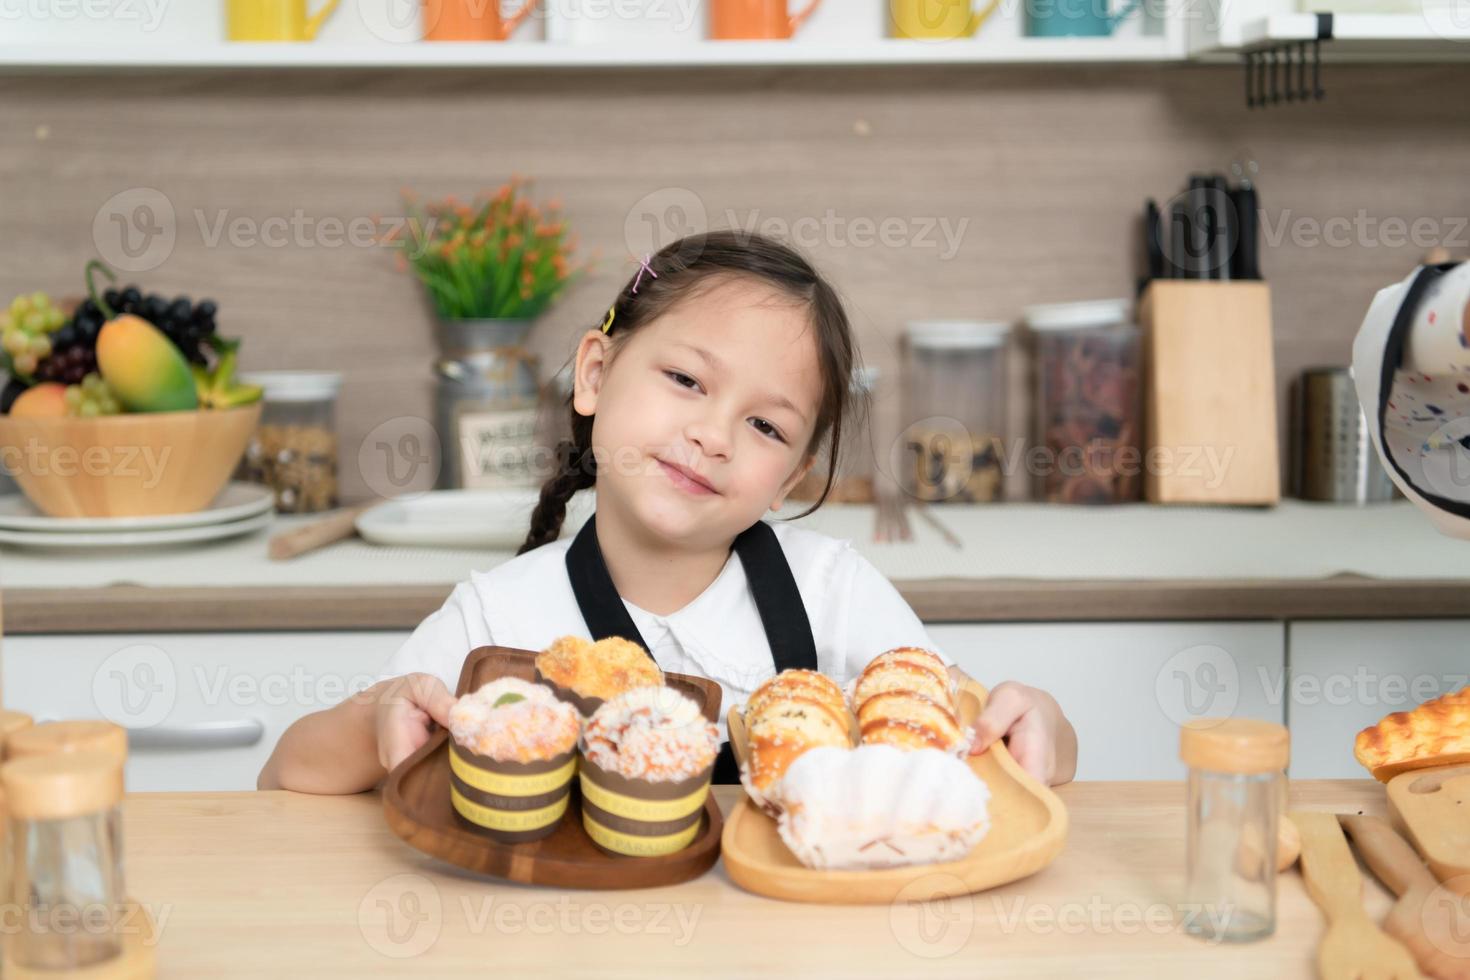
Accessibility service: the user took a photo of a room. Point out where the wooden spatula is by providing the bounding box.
[1388,765,1470,897]
[1342,814,1470,980]
[1291,810,1425,980]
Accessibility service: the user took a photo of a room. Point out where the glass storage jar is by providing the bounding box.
[900,320,1011,503]
[1026,299,1142,504]
[238,371,342,514]
[2,751,126,972]
[1179,718,1290,943]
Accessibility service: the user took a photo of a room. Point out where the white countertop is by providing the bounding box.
[4,500,1468,591]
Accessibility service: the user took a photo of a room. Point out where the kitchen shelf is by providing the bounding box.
[1239,12,1470,60]
[0,37,1182,70]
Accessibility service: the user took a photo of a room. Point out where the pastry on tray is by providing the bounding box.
[741,670,856,815]
[1355,685,1470,782]
[578,686,720,858]
[773,744,991,871]
[446,677,581,844]
[852,648,967,756]
[534,635,663,716]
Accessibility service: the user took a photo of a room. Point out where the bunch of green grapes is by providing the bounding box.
[63,372,121,417]
[1,292,67,379]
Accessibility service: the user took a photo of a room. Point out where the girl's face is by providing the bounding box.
[573,276,824,551]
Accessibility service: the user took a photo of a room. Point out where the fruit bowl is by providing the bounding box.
[0,404,262,518]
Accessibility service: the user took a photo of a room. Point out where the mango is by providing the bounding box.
[96,314,198,413]
[9,383,68,418]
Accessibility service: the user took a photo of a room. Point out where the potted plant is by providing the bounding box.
[388,179,585,356]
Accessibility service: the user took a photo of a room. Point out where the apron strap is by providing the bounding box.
[1375,261,1470,520]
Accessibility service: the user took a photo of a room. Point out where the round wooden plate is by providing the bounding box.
[720,676,1069,904]
[382,646,724,890]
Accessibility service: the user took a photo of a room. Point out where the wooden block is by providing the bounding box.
[1140,281,1281,505]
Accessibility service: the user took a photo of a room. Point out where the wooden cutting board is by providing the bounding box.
[381,646,725,890]
[720,677,1068,904]
[1388,764,1470,896]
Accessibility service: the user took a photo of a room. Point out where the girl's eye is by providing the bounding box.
[751,418,786,443]
[665,370,701,391]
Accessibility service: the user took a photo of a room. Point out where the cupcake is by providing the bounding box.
[447,677,581,844]
[577,687,720,858]
[534,635,663,716]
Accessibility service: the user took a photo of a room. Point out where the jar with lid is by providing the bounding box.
[1,750,126,971]
[533,363,577,486]
[1178,718,1290,943]
[434,349,540,491]
[1026,299,1142,504]
[901,321,1011,503]
[237,371,343,514]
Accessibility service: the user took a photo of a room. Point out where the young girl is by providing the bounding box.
[259,232,1076,794]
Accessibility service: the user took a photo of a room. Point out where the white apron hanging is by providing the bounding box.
[1351,261,1470,540]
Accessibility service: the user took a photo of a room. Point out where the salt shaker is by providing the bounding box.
[2,750,127,972]
[1178,717,1289,943]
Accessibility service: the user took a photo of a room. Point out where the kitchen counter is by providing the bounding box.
[124,781,1396,978]
[6,501,1470,633]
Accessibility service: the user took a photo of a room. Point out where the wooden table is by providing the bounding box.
[122,781,1400,978]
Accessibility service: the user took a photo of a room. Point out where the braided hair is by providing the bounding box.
[516,230,858,555]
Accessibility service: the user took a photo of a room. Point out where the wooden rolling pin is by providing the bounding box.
[1342,815,1470,980]
[268,502,377,561]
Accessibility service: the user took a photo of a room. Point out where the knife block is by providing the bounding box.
[1139,281,1280,505]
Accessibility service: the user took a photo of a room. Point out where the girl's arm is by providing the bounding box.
[258,673,455,794]
[956,667,1078,787]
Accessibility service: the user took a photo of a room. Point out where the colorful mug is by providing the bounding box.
[424,0,542,41]
[710,0,824,39]
[890,0,1001,39]
[227,0,340,40]
[1025,0,1142,37]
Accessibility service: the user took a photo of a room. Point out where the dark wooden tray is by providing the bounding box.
[382,645,725,889]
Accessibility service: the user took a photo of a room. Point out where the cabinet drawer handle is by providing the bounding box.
[126,719,265,751]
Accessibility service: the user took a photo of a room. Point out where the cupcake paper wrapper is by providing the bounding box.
[533,667,607,718]
[576,751,713,858]
[448,742,577,844]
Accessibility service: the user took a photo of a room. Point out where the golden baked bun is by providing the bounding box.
[865,648,949,689]
[747,669,845,720]
[739,670,857,811]
[1355,686,1470,782]
[858,691,966,753]
[534,635,663,703]
[853,661,953,714]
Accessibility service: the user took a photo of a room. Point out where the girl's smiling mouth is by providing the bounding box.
[658,458,720,495]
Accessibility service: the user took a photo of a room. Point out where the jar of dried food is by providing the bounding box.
[1027,299,1142,504]
[237,371,342,514]
[901,321,1011,503]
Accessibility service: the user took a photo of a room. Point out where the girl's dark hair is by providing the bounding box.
[517,230,858,555]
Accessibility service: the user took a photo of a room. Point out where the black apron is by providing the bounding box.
[565,511,818,784]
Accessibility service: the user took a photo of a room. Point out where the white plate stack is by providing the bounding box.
[0,482,275,550]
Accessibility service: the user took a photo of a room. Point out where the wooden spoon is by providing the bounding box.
[1291,810,1425,980]
[1342,815,1470,980]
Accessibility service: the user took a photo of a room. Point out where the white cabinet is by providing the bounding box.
[932,622,1287,781]
[1287,620,1470,779]
[2,632,410,792]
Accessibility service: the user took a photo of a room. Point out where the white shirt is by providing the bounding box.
[376,520,948,739]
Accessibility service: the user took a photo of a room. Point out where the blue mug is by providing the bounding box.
[1025,0,1141,37]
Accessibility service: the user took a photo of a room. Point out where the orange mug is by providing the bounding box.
[423,0,541,41]
[710,0,823,39]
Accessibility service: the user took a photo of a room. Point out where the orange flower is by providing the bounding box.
[552,255,568,276]
[547,196,563,212]
[394,253,408,272]
[493,184,512,205]
[505,233,523,251]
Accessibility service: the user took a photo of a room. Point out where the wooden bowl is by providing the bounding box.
[0,403,262,518]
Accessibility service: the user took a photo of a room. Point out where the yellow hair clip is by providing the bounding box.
[601,305,616,334]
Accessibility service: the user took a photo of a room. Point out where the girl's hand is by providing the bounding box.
[373,673,456,773]
[968,681,1077,786]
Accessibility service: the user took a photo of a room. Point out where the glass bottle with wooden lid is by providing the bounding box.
[2,750,127,971]
[1178,718,1289,943]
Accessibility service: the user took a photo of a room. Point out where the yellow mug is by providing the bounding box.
[890,0,1001,38]
[227,0,341,41]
